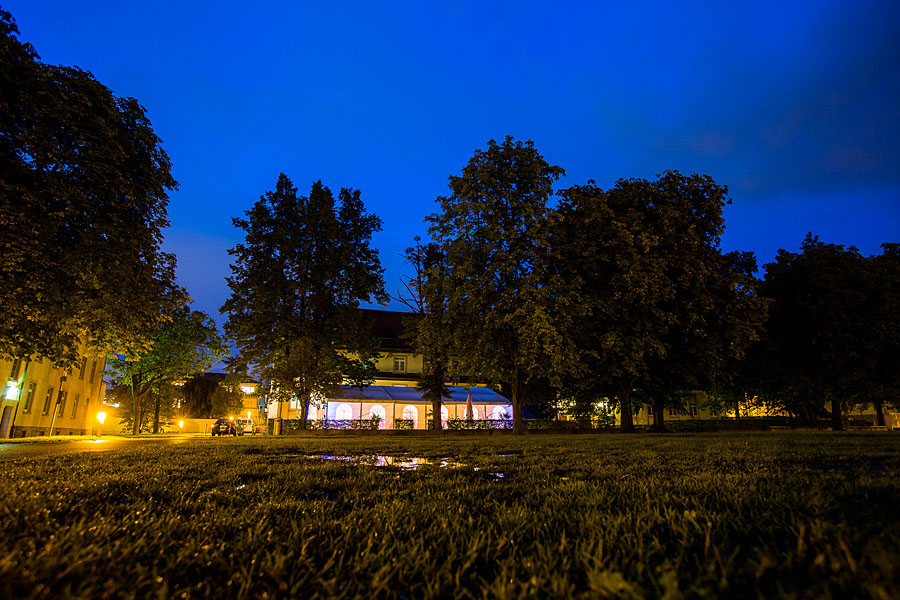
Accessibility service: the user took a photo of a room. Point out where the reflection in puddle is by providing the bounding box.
[314,454,464,470]
[306,454,507,479]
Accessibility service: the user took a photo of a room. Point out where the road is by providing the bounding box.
[0,436,193,460]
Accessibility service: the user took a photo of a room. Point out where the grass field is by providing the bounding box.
[1,433,898,599]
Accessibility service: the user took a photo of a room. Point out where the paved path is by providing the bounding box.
[0,436,193,460]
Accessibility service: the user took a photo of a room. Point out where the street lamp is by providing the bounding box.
[96,411,107,438]
[178,420,184,432]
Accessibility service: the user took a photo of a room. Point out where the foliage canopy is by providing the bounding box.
[0,9,185,367]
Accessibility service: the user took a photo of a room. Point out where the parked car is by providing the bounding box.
[235,417,255,435]
[211,418,236,436]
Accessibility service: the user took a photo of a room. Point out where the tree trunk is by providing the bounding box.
[132,375,141,435]
[734,392,741,421]
[300,389,309,430]
[431,398,442,431]
[874,396,885,427]
[831,394,844,431]
[511,374,524,435]
[650,394,667,433]
[152,391,161,434]
[618,382,634,433]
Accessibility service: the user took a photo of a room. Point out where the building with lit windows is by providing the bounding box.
[1,350,107,438]
[267,309,512,429]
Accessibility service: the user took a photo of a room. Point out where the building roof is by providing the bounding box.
[361,308,418,351]
[330,385,510,404]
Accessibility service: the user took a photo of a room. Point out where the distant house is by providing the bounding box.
[1,350,107,438]
[267,309,512,429]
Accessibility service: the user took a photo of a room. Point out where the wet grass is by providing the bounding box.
[0,433,898,599]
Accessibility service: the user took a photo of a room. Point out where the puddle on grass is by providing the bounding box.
[302,454,509,480]
[314,454,465,470]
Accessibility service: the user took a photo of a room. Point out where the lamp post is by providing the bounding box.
[48,374,66,436]
[96,411,107,438]
[178,420,184,433]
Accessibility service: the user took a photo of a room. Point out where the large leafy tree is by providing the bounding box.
[760,235,888,430]
[108,304,228,434]
[556,173,766,431]
[0,10,185,368]
[857,244,900,425]
[427,137,577,434]
[221,174,387,431]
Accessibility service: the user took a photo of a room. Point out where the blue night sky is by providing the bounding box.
[6,0,900,319]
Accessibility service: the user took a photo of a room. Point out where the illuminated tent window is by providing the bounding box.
[370,404,386,428]
[335,403,353,420]
[470,406,479,419]
[492,406,509,420]
[308,405,317,420]
[402,405,418,424]
[441,405,449,426]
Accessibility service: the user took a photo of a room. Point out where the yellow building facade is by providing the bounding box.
[1,351,107,438]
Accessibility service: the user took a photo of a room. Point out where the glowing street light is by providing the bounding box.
[96,411,107,438]
[178,420,184,431]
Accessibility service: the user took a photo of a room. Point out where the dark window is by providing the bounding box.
[79,359,87,380]
[72,393,80,418]
[42,387,54,415]
[9,358,21,380]
[22,382,36,413]
[89,361,97,384]
[57,391,67,417]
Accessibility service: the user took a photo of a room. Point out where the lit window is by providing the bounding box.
[402,405,418,423]
[370,404,386,428]
[689,403,698,417]
[492,406,510,420]
[308,405,317,420]
[241,385,255,395]
[393,357,406,372]
[336,403,353,420]
[440,405,449,427]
